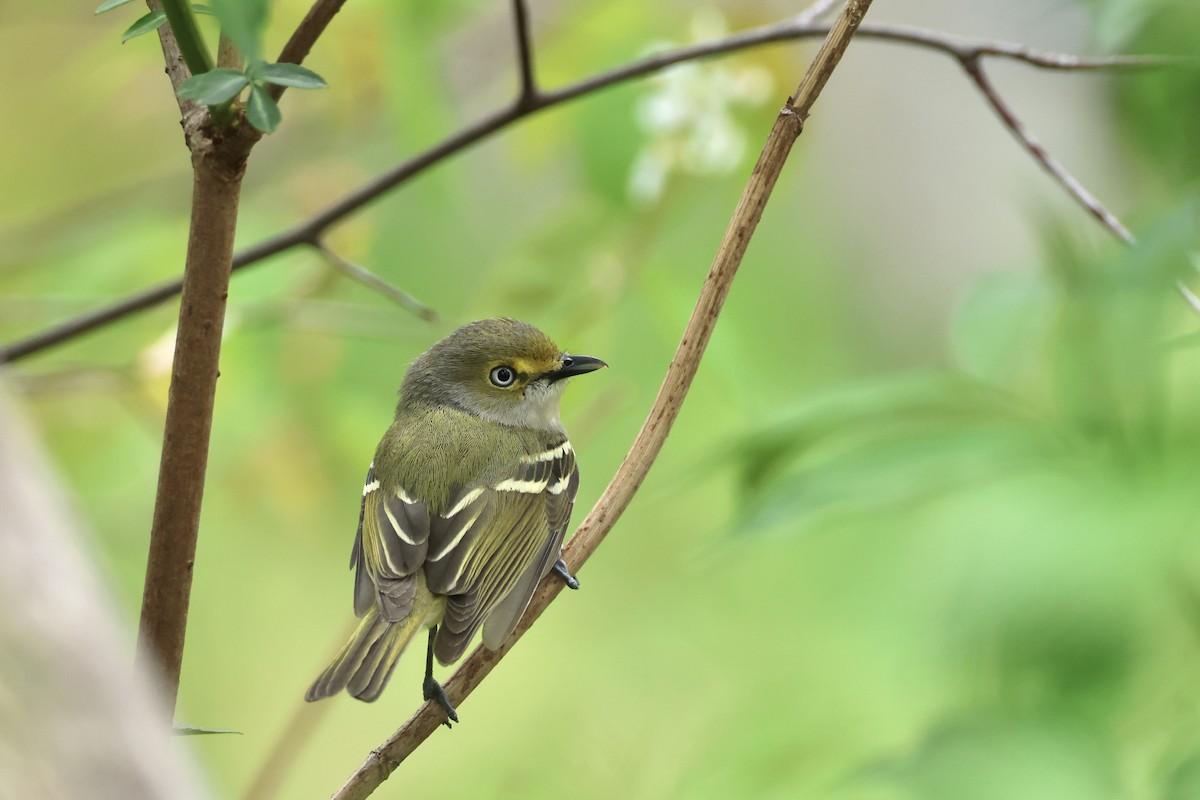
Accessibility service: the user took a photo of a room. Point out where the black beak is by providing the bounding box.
[548,354,607,382]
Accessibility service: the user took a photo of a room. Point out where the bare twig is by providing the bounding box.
[313,240,438,321]
[0,231,320,363]
[961,56,1136,245]
[329,3,875,798]
[270,0,351,101]
[0,21,1174,364]
[956,48,1200,309]
[145,0,201,119]
[510,0,538,106]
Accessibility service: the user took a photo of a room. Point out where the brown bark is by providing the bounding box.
[134,134,254,715]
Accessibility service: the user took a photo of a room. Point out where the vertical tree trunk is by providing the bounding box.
[135,146,249,716]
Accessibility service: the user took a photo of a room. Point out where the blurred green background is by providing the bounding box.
[3,0,1200,798]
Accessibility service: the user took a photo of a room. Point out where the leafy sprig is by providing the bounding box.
[174,60,326,132]
[95,0,326,133]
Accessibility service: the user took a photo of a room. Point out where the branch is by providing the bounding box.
[330,2,875,797]
[270,0,351,101]
[133,137,256,716]
[955,44,1200,310]
[313,240,438,321]
[963,56,1135,244]
[159,0,214,76]
[0,21,1173,364]
[145,0,202,120]
[510,0,538,106]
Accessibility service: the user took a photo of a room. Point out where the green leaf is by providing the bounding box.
[193,4,214,15]
[253,62,328,90]
[173,724,242,736]
[177,68,249,105]
[120,11,167,43]
[95,0,133,13]
[246,83,281,133]
[208,0,268,62]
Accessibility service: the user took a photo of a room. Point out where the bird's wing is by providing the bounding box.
[424,438,580,664]
[349,463,432,621]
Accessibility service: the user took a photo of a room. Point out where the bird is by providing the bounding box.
[305,318,605,724]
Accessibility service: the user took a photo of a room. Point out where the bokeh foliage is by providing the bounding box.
[2,1,1199,798]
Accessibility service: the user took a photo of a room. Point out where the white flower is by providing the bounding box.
[628,11,775,205]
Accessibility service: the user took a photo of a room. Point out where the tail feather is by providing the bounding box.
[305,606,425,703]
[347,623,411,701]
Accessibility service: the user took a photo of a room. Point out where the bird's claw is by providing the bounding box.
[423,675,459,727]
[552,558,580,590]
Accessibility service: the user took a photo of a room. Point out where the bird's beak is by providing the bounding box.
[548,354,607,382]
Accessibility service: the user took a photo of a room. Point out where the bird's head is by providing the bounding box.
[402,318,605,430]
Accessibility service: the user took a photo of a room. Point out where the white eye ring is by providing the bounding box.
[489,366,517,387]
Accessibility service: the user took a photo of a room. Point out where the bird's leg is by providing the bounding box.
[423,626,459,727]
[552,557,580,590]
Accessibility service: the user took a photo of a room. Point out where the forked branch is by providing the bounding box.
[0,20,1171,364]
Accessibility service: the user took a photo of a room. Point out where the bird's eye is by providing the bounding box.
[489,365,517,387]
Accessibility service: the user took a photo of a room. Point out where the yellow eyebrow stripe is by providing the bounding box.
[503,356,552,377]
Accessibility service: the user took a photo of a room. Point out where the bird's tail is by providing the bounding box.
[305,601,433,703]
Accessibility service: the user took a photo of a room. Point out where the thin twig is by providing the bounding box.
[157,0,213,77]
[958,49,1200,309]
[510,0,538,107]
[145,0,202,119]
[270,0,351,102]
[0,21,1174,364]
[961,56,1136,245]
[313,241,438,322]
[329,2,875,798]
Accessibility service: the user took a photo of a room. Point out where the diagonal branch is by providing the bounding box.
[958,51,1200,310]
[0,20,1173,364]
[270,0,351,102]
[961,55,1135,245]
[328,2,876,798]
[313,240,438,321]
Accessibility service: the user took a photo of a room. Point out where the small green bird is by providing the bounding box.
[305,318,605,723]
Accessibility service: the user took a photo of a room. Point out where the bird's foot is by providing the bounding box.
[423,675,459,728]
[552,558,580,590]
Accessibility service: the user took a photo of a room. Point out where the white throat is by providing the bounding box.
[472,379,567,432]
